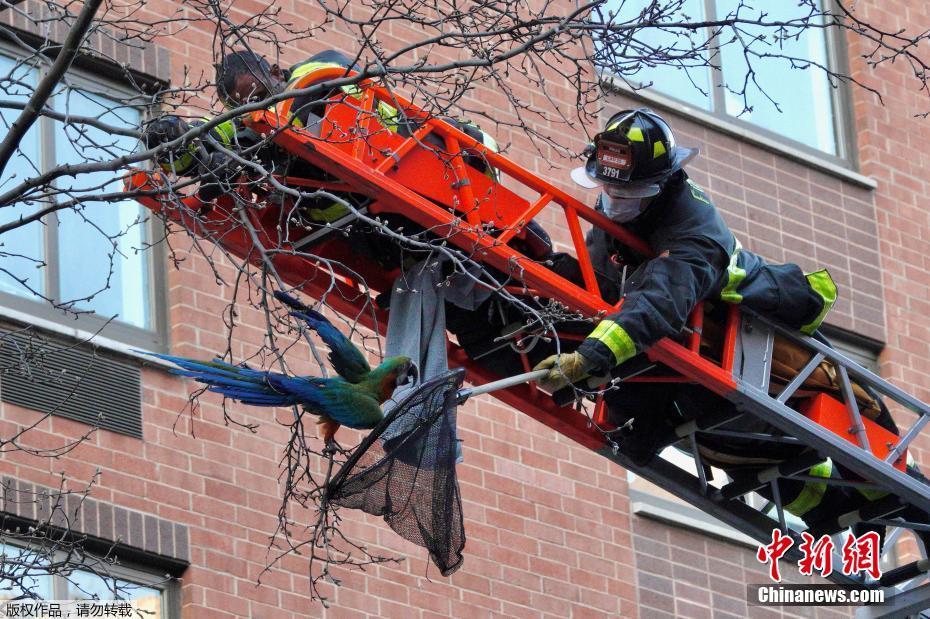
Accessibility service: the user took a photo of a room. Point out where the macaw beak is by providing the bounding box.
[396,362,417,387]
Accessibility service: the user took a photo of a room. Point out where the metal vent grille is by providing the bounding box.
[0,327,143,438]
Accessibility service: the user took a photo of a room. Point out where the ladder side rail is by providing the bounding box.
[131,172,930,609]
[250,113,619,314]
[734,384,930,514]
[130,172,611,450]
[318,80,930,450]
[131,164,732,410]
[250,115,745,399]
[854,581,930,619]
[301,75,656,258]
[751,309,930,419]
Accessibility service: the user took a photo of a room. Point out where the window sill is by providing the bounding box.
[600,74,877,190]
[0,304,175,372]
[630,488,759,548]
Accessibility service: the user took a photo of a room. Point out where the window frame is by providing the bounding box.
[598,0,860,172]
[0,541,181,618]
[0,42,168,353]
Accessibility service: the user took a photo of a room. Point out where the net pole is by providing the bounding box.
[457,369,549,402]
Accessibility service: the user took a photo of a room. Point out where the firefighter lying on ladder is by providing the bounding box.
[531,108,930,550]
[143,48,554,263]
[144,49,538,233]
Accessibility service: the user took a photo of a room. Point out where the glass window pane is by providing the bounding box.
[596,0,713,110]
[0,54,45,298]
[65,570,164,618]
[53,88,150,329]
[717,0,838,155]
[0,545,54,600]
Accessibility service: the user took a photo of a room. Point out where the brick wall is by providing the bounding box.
[0,1,926,617]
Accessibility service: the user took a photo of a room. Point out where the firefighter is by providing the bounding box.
[145,49,502,221]
[142,49,361,206]
[533,108,838,462]
[525,109,930,536]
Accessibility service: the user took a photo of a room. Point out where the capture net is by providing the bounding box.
[326,368,466,576]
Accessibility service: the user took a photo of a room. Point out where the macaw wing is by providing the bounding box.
[266,375,384,430]
[315,385,386,430]
[275,291,371,382]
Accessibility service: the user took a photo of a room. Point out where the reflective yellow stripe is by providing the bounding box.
[720,238,746,304]
[481,130,499,154]
[288,60,346,83]
[653,141,667,158]
[286,60,360,97]
[857,486,890,501]
[785,459,832,517]
[855,453,906,501]
[159,142,197,174]
[286,61,400,131]
[211,119,236,146]
[686,178,712,205]
[480,128,500,180]
[376,100,400,133]
[588,320,637,365]
[308,202,350,222]
[856,452,910,501]
[800,269,838,335]
[457,120,500,179]
[626,126,644,142]
[858,449,912,500]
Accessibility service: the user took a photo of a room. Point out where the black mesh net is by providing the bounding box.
[326,368,466,576]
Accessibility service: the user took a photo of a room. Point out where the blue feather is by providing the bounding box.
[141,350,387,430]
[274,290,371,383]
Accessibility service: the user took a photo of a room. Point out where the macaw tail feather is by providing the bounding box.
[144,352,301,408]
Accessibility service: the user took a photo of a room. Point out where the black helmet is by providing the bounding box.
[215,50,280,108]
[571,108,697,198]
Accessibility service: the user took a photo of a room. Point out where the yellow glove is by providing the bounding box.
[533,351,593,392]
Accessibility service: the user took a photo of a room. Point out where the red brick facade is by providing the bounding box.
[1,1,928,617]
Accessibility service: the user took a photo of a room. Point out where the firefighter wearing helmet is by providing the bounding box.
[534,109,838,462]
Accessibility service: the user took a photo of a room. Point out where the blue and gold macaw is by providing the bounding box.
[149,291,414,441]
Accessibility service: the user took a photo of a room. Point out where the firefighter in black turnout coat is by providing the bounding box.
[534,109,838,462]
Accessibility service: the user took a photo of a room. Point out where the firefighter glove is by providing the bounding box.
[533,351,594,392]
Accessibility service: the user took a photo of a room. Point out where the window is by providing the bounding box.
[0,543,177,618]
[596,0,849,160]
[0,49,165,351]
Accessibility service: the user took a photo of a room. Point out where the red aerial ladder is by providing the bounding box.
[128,67,930,616]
